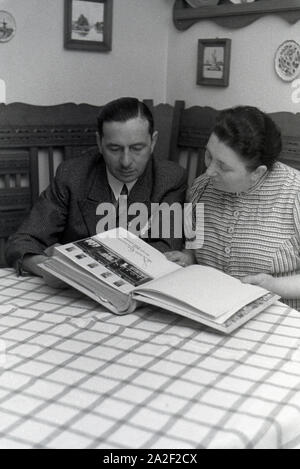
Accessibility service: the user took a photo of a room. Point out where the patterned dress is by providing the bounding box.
[187,162,300,310]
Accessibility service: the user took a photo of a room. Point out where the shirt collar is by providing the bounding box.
[106,168,137,200]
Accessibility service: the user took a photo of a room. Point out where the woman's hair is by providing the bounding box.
[212,106,282,170]
[97,97,154,138]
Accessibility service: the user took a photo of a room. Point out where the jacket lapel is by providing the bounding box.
[77,160,113,236]
[77,157,154,236]
[127,159,153,230]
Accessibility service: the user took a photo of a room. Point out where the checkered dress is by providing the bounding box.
[188,162,300,310]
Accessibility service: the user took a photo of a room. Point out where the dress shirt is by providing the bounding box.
[106,169,137,202]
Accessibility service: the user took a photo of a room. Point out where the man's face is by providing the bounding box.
[98,117,158,183]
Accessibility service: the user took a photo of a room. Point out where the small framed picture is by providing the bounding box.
[197,38,231,87]
[64,0,113,52]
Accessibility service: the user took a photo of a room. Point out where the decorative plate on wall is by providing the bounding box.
[0,11,16,42]
[275,40,300,82]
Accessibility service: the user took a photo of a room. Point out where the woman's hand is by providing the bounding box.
[241,273,274,290]
[164,250,195,267]
[242,272,300,300]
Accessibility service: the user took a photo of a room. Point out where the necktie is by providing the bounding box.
[120,184,129,198]
[116,184,128,228]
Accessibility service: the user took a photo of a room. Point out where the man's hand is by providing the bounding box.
[22,254,66,289]
[164,250,195,267]
[241,273,274,291]
[40,270,67,289]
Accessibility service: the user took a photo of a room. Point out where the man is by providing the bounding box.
[6,97,187,284]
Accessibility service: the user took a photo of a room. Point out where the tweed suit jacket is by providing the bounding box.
[6,152,187,270]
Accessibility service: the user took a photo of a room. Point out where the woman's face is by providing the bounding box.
[205,133,263,193]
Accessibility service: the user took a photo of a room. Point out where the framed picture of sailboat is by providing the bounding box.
[197,38,231,87]
[64,0,113,52]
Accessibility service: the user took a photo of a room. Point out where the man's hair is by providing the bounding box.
[97,97,154,138]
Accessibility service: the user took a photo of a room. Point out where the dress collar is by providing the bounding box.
[234,168,270,196]
[208,168,271,197]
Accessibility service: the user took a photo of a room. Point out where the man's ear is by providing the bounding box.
[251,165,267,182]
[150,130,158,154]
[96,132,102,154]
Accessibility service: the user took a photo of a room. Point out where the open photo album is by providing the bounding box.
[40,228,279,334]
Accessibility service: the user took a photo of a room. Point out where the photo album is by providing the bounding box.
[40,228,279,334]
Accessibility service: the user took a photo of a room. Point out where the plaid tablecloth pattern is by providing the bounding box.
[0,268,300,449]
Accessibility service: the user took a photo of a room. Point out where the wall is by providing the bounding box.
[166,13,300,113]
[0,0,170,105]
[1,1,300,112]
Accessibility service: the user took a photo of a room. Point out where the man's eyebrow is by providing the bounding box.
[107,141,146,146]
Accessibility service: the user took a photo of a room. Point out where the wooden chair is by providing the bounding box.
[0,100,180,266]
[143,99,180,162]
[169,102,300,186]
[0,149,32,266]
[167,102,218,186]
[2,100,300,266]
[0,102,103,266]
[270,111,300,170]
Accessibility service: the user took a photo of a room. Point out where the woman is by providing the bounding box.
[166,105,300,310]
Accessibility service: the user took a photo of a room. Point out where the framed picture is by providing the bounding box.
[197,38,231,87]
[64,0,113,52]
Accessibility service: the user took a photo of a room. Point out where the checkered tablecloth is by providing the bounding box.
[0,268,300,449]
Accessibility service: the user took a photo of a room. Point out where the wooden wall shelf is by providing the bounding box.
[173,0,300,31]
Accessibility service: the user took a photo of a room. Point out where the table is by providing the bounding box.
[0,268,300,449]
